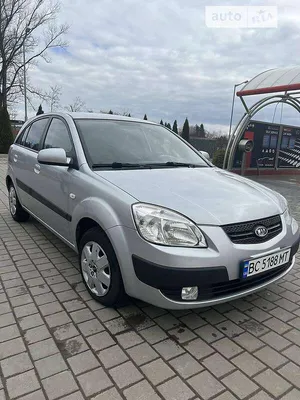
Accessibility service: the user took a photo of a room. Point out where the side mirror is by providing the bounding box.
[38,148,70,167]
[199,151,211,161]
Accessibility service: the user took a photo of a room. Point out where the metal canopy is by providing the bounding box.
[237,66,300,97]
[224,66,300,171]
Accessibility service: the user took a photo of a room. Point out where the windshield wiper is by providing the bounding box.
[165,161,205,168]
[92,162,152,169]
[143,162,206,168]
[92,161,207,169]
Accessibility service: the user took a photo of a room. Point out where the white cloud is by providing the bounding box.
[14,0,300,133]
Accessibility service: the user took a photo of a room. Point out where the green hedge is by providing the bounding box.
[212,149,226,168]
[0,107,14,154]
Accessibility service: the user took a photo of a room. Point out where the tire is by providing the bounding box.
[8,183,30,222]
[79,227,126,307]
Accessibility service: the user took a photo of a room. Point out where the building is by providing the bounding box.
[10,120,24,137]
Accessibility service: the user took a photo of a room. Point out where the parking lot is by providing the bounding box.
[0,155,300,400]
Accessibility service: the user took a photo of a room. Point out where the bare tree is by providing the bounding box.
[0,0,68,109]
[7,104,17,120]
[205,130,223,138]
[65,97,86,112]
[46,84,62,111]
[100,109,132,116]
[18,76,51,113]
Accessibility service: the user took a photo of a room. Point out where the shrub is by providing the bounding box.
[182,118,190,142]
[36,104,44,115]
[0,107,14,154]
[212,148,226,168]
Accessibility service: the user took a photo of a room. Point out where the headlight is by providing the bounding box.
[132,203,207,247]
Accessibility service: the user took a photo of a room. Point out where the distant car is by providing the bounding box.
[199,150,211,161]
[6,113,300,309]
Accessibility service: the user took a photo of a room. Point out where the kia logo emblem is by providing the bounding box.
[254,225,268,238]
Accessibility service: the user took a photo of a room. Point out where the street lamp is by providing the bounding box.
[23,27,31,121]
[228,80,248,138]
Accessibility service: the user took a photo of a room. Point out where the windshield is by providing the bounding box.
[75,119,209,168]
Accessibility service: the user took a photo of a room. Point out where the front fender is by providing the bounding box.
[71,196,134,248]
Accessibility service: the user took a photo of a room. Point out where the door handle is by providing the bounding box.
[34,164,40,174]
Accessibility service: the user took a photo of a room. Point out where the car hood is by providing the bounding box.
[95,167,286,225]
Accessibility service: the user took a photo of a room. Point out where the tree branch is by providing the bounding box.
[7,23,68,94]
[0,0,68,107]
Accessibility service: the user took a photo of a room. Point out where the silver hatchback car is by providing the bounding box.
[6,113,300,309]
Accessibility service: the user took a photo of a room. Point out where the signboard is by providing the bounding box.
[233,120,300,170]
[249,121,279,168]
[278,126,300,168]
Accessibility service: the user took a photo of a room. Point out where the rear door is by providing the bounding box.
[9,124,30,204]
[30,117,76,242]
[13,118,50,211]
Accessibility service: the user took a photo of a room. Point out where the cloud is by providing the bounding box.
[15,0,300,133]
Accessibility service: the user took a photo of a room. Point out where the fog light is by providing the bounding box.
[181,286,198,300]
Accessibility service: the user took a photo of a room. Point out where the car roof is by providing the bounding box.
[27,112,159,125]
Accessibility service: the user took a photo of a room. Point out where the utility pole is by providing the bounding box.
[23,27,31,121]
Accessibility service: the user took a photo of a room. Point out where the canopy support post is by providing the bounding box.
[239,96,250,114]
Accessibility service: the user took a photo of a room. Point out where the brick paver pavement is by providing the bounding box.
[0,155,300,400]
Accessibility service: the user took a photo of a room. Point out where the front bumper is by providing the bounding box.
[132,237,299,303]
[107,217,300,309]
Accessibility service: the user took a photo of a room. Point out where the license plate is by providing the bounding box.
[242,248,291,279]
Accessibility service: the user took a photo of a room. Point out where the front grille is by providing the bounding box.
[222,215,282,244]
[161,261,291,302]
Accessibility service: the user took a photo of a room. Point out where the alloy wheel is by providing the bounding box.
[9,186,17,216]
[81,241,111,296]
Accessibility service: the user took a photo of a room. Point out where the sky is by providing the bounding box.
[16,0,300,133]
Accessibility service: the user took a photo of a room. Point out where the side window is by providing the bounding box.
[43,118,73,157]
[24,119,48,151]
[15,126,29,145]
